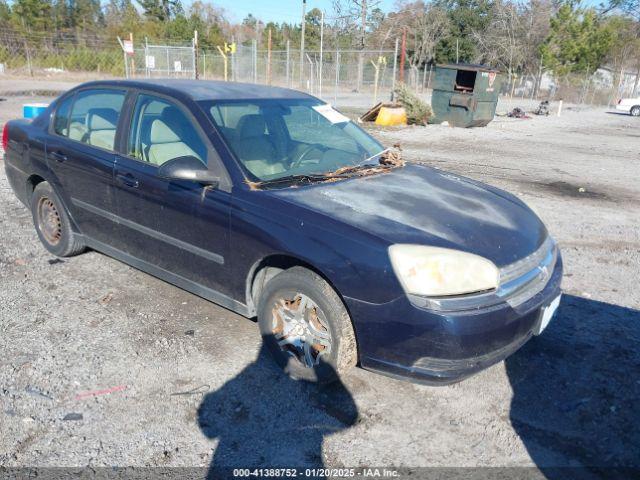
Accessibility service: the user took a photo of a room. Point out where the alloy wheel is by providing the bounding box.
[271,293,332,368]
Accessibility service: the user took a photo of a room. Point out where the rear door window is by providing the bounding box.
[66,89,126,151]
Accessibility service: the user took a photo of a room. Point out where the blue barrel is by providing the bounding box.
[23,103,49,119]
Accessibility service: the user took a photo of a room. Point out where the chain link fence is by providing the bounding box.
[130,43,196,79]
[197,44,433,104]
[0,29,637,107]
[0,29,124,78]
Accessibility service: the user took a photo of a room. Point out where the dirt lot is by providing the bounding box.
[0,85,639,476]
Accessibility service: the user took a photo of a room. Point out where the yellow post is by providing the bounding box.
[370,60,379,103]
[217,45,228,81]
[129,32,135,78]
[370,56,386,104]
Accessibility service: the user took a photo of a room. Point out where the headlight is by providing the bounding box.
[388,245,499,297]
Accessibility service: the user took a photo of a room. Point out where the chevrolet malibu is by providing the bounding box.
[3,80,562,384]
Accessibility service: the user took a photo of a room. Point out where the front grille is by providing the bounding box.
[498,237,557,308]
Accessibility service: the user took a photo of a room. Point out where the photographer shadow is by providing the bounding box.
[506,294,640,477]
[197,335,359,478]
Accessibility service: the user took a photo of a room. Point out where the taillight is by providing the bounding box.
[1,123,8,152]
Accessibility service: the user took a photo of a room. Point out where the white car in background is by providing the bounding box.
[616,96,640,116]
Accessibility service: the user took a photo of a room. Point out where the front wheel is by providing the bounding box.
[630,106,640,117]
[257,267,357,383]
[30,182,85,257]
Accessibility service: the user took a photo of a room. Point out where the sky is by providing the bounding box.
[213,0,399,24]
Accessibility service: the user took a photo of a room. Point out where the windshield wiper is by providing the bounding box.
[356,147,392,166]
[325,147,403,176]
[250,173,333,188]
[248,147,405,190]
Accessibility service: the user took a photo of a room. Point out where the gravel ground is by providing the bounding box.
[0,88,639,475]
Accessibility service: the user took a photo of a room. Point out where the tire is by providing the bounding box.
[30,182,85,257]
[630,106,640,117]
[257,266,357,384]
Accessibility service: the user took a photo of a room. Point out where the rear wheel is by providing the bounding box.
[630,106,640,117]
[30,182,85,257]
[257,267,357,383]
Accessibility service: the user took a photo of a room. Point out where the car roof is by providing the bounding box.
[75,79,319,102]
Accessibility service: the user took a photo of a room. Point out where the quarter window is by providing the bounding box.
[66,89,125,151]
[53,95,74,136]
[128,94,207,166]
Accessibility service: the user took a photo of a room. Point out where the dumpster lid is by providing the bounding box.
[437,63,500,73]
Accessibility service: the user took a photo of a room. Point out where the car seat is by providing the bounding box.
[86,108,118,150]
[146,118,199,166]
[234,114,285,178]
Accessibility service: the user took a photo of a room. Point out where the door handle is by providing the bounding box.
[116,172,139,188]
[49,151,67,163]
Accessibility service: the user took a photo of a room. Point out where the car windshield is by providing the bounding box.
[199,99,384,182]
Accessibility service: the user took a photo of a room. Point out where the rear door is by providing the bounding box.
[113,92,233,298]
[46,88,127,244]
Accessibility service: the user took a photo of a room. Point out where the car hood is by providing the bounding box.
[272,164,548,267]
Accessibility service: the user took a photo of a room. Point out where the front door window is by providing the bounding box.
[128,95,207,166]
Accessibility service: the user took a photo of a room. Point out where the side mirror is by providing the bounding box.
[157,156,219,187]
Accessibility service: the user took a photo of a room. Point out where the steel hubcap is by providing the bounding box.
[271,293,332,368]
[37,197,62,245]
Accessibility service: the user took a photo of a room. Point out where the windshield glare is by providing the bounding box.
[199,99,383,181]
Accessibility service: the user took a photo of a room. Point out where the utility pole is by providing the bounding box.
[319,10,324,98]
[391,37,398,101]
[267,28,272,85]
[299,0,307,87]
[356,0,367,92]
[399,29,406,83]
[253,39,258,83]
[286,39,291,87]
[335,49,340,104]
[193,30,199,80]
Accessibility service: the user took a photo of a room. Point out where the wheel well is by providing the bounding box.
[26,174,46,198]
[246,254,342,318]
[25,175,81,233]
[247,254,361,365]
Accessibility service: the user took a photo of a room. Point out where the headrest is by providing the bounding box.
[87,108,118,131]
[150,119,181,144]
[161,105,182,122]
[237,114,266,138]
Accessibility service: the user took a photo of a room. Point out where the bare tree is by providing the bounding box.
[332,0,381,90]
[472,0,526,82]
[407,3,449,68]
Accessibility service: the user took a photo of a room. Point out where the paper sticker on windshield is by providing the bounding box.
[313,104,350,124]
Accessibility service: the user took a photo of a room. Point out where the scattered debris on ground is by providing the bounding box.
[534,100,550,116]
[62,413,83,421]
[75,385,127,400]
[506,107,531,119]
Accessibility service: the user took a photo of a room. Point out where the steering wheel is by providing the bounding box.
[290,143,326,170]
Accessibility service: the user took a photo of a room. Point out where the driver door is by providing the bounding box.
[113,93,233,297]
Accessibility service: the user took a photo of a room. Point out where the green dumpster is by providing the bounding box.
[429,64,502,127]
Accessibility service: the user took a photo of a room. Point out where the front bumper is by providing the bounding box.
[345,253,563,385]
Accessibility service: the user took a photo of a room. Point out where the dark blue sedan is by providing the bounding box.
[3,79,562,384]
